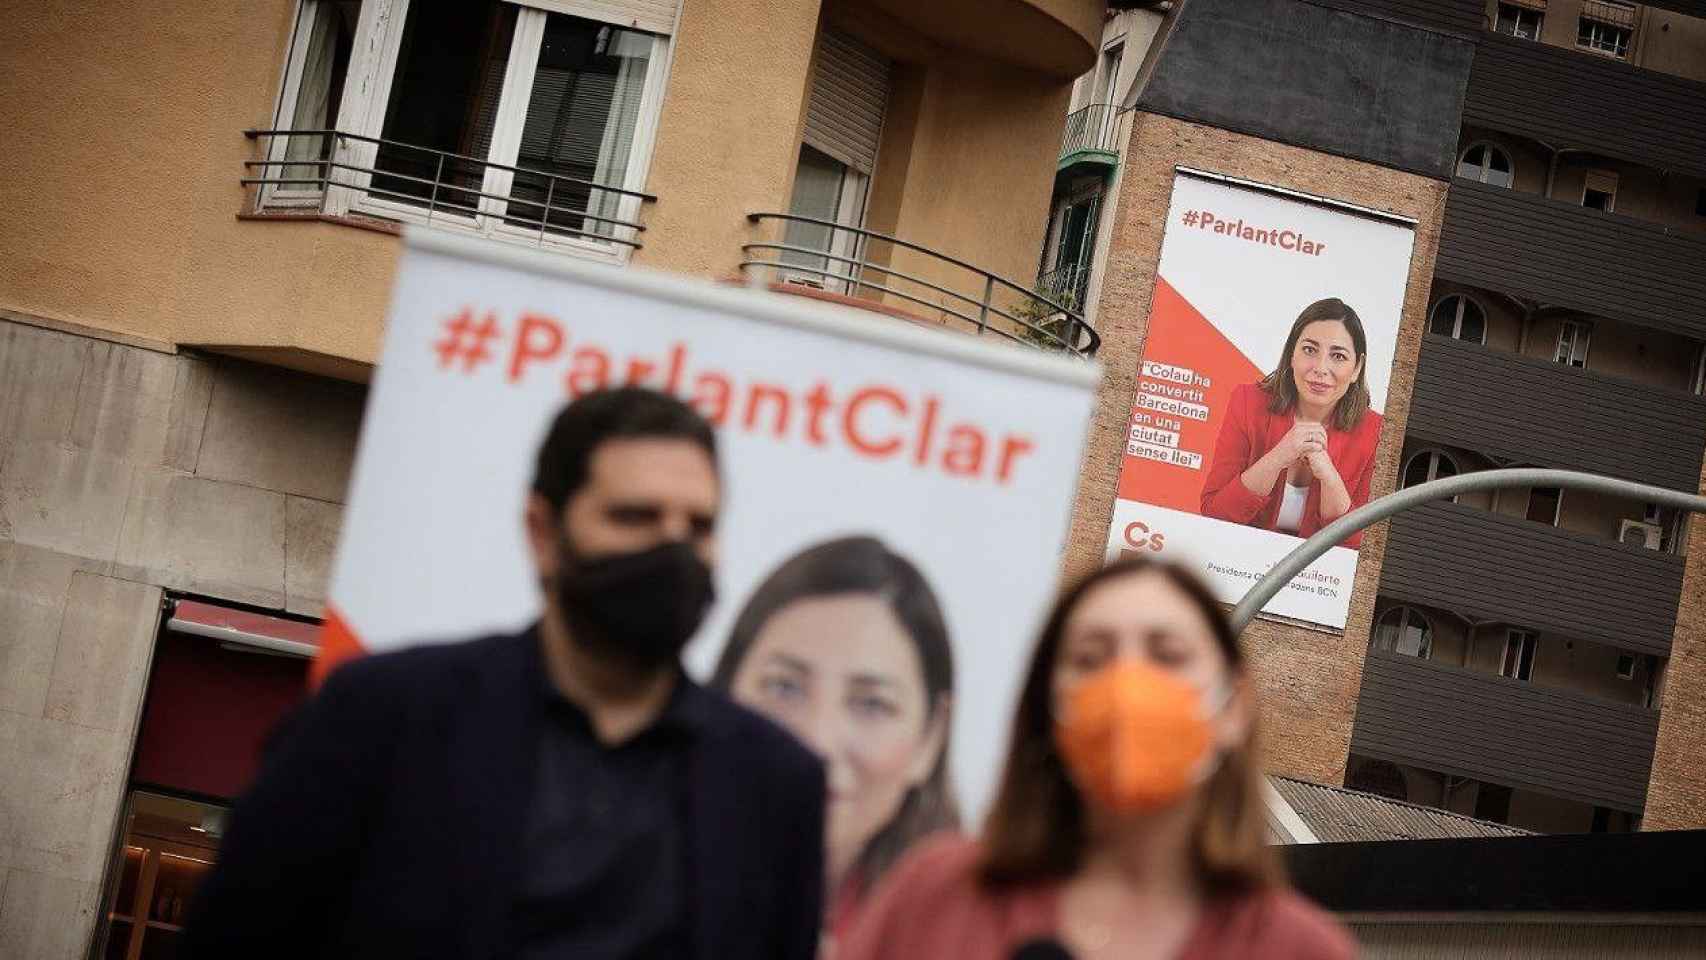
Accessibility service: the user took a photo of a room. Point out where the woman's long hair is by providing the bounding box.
[977,556,1280,893]
[1260,298,1371,432]
[712,536,959,888]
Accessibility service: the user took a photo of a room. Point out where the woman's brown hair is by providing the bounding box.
[977,555,1281,893]
[1260,297,1371,432]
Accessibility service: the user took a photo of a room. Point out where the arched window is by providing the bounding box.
[1374,605,1432,659]
[1402,449,1460,490]
[1458,144,1514,188]
[1428,295,1487,344]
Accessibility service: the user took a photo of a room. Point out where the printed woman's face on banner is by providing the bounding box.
[727,593,945,878]
[1289,320,1365,414]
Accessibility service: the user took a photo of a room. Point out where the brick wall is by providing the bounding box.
[1063,112,1450,784]
[1642,454,1706,830]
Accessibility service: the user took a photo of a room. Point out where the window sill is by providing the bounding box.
[237,210,404,237]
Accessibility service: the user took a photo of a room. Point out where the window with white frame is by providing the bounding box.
[1374,606,1432,659]
[1495,2,1545,41]
[265,0,361,207]
[1500,629,1537,681]
[778,29,890,293]
[1428,295,1487,343]
[1094,42,1124,106]
[1578,1,1635,59]
[1401,449,1459,490]
[1457,144,1514,188]
[261,0,673,259]
[1692,342,1706,395]
[1555,319,1591,367]
[1616,653,1636,680]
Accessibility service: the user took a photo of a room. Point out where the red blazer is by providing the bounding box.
[1199,383,1383,548]
[839,836,1356,960]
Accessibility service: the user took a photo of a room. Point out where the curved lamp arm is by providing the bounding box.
[1229,468,1706,634]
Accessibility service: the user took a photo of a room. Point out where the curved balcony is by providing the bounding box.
[855,0,1105,78]
[1059,103,1121,174]
[741,213,1101,358]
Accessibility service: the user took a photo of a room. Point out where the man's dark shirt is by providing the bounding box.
[179,628,827,960]
[506,673,700,959]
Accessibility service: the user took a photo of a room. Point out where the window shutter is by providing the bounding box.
[1585,169,1619,196]
[802,29,891,176]
[515,0,677,35]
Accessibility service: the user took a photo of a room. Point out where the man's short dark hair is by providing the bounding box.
[531,387,719,513]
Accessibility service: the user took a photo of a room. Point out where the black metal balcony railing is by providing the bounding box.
[1036,261,1092,313]
[1407,334,1706,492]
[740,214,1101,358]
[1059,103,1121,162]
[1351,649,1661,813]
[241,129,654,249]
[1379,499,1687,658]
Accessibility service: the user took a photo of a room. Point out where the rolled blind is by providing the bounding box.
[802,29,891,176]
[517,0,677,35]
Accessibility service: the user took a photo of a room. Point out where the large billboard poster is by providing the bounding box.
[323,231,1097,896]
[1104,171,1416,629]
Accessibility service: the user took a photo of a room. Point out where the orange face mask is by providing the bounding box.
[1053,659,1222,815]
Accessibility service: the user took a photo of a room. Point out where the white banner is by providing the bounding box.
[324,230,1098,840]
[1103,171,1416,629]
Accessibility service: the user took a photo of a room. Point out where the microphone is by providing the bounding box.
[1010,937,1076,960]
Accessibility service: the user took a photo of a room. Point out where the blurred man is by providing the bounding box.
[184,387,826,959]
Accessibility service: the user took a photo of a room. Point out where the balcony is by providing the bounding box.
[1058,104,1120,174]
[1463,31,1706,181]
[241,129,653,253]
[1436,180,1706,340]
[1379,500,1686,657]
[858,0,1104,78]
[1406,334,1706,492]
[1351,650,1660,813]
[740,213,1101,358]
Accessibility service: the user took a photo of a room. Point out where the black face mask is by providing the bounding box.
[554,539,716,670]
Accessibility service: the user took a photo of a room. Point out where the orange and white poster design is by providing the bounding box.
[323,230,1098,831]
[1105,171,1416,629]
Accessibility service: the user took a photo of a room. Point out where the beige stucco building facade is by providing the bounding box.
[0,1,1112,955]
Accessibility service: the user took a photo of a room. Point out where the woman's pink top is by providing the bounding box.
[1198,383,1383,548]
[837,836,1355,960]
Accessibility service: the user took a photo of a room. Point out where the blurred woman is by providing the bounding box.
[838,556,1353,960]
[713,536,957,942]
[1200,298,1383,547]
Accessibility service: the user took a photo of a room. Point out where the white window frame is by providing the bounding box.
[1457,142,1515,188]
[1495,3,1545,41]
[1555,319,1592,367]
[1094,40,1125,107]
[314,0,673,264]
[1692,343,1706,396]
[1616,653,1636,680]
[1582,168,1619,213]
[1578,4,1635,59]
[1375,605,1433,659]
[1500,629,1538,681]
[264,0,359,209]
[1428,294,1489,344]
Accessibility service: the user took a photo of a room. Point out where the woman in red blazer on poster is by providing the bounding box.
[1200,298,1382,548]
